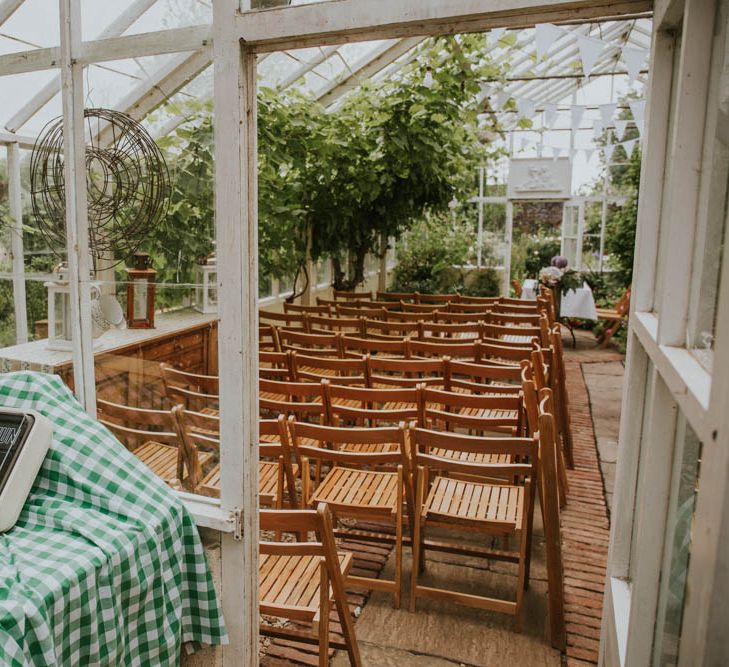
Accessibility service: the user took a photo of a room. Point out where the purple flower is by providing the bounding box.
[551,255,569,269]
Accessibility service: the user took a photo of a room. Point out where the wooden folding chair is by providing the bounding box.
[419,386,523,436]
[260,310,308,330]
[434,310,490,324]
[323,382,422,428]
[367,356,445,388]
[279,329,343,357]
[443,358,523,395]
[457,295,501,306]
[416,292,457,305]
[259,378,327,423]
[341,335,411,358]
[362,318,420,339]
[289,420,413,608]
[482,321,541,346]
[479,342,534,365]
[400,301,442,313]
[409,426,537,628]
[291,352,368,386]
[284,302,331,315]
[333,289,373,301]
[259,350,294,381]
[409,338,480,361]
[383,310,429,323]
[547,326,575,469]
[160,363,219,412]
[260,323,281,351]
[596,286,631,347]
[308,315,366,336]
[174,409,298,507]
[336,304,387,320]
[97,399,203,488]
[259,504,362,667]
[448,302,496,314]
[418,320,483,340]
[376,290,416,302]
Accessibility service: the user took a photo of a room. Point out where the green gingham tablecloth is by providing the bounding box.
[0,372,228,666]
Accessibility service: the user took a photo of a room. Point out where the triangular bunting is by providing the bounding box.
[622,139,637,156]
[543,103,559,128]
[614,119,629,141]
[622,46,648,83]
[635,118,645,137]
[516,97,536,119]
[490,27,506,46]
[576,35,605,78]
[629,99,646,125]
[593,120,604,139]
[535,23,564,60]
[604,143,616,163]
[599,103,617,127]
[571,105,585,132]
[495,91,510,109]
[552,147,563,161]
[584,148,595,162]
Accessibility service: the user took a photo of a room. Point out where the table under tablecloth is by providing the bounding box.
[561,283,598,320]
[0,372,227,667]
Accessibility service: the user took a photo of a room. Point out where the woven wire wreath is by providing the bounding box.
[30,108,170,268]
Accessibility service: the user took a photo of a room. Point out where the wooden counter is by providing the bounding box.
[0,309,218,408]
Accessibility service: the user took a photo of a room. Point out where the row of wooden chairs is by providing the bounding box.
[327,289,529,306]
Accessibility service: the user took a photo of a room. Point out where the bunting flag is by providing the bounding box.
[593,120,604,140]
[543,103,559,128]
[635,118,645,137]
[584,148,595,162]
[490,27,506,46]
[552,147,563,160]
[622,138,637,156]
[629,99,646,125]
[571,105,585,132]
[604,143,616,163]
[614,119,629,141]
[535,23,564,60]
[517,97,536,119]
[599,103,617,127]
[576,34,605,78]
[622,46,648,83]
[495,91,511,109]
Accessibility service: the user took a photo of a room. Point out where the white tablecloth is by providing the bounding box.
[561,283,597,320]
[521,279,538,300]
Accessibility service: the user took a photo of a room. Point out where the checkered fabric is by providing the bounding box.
[0,372,227,666]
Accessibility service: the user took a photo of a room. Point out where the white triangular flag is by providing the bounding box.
[571,105,585,132]
[543,103,558,128]
[604,143,616,163]
[535,23,564,60]
[569,148,578,162]
[584,148,595,162]
[614,119,629,141]
[599,103,617,127]
[621,47,648,83]
[629,99,646,125]
[490,27,506,46]
[622,139,637,156]
[576,35,605,78]
[495,91,510,109]
[552,147,563,160]
[516,97,535,119]
[592,120,604,139]
[635,118,645,137]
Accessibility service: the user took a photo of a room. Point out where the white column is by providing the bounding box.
[59,0,96,413]
[477,166,484,268]
[213,0,258,663]
[503,200,513,296]
[7,142,28,343]
[575,200,585,271]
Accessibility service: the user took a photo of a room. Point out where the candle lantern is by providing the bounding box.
[125,252,157,329]
[45,263,72,350]
[194,250,217,314]
[45,263,103,350]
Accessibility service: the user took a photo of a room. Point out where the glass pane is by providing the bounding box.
[652,419,702,666]
[687,0,729,371]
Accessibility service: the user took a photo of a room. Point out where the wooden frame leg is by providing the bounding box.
[410,466,425,613]
[319,561,330,667]
[394,471,404,609]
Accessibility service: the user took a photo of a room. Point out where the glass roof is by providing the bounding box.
[0,0,652,190]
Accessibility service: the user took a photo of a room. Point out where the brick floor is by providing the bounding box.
[561,343,624,665]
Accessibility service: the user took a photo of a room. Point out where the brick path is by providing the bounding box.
[562,349,623,665]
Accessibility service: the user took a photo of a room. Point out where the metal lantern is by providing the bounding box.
[194,250,217,314]
[125,252,157,329]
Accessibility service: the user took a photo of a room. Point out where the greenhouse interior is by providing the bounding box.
[0,0,727,665]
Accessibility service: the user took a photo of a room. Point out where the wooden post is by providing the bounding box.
[378,232,388,293]
[59,0,96,414]
[7,142,28,344]
[213,0,259,663]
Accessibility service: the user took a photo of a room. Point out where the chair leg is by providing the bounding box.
[410,468,425,613]
[319,562,330,667]
[394,478,404,609]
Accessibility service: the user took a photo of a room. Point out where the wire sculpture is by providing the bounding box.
[30,108,170,269]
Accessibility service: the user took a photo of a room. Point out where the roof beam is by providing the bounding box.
[0,25,212,77]
[0,129,36,148]
[236,0,653,52]
[275,45,339,90]
[317,37,424,107]
[5,0,160,133]
[96,46,212,145]
[0,0,23,27]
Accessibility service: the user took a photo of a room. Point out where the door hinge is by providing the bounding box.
[232,507,242,541]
